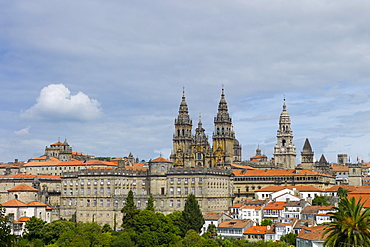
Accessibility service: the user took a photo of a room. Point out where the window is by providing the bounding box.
[87,179,91,185]
[107,188,111,195]
[75,188,78,195]
[199,178,203,184]
[161,166,164,171]
[170,200,173,207]
[199,187,202,195]
[185,187,189,194]
[87,188,91,195]
[177,188,181,195]
[100,179,104,185]
[177,200,181,207]
[191,187,195,194]
[192,178,195,184]
[170,187,174,195]
[63,189,67,195]
[161,188,165,195]
[185,178,188,184]
[94,179,98,185]
[100,188,104,195]
[93,200,97,207]
[114,200,118,207]
[177,178,181,184]
[100,200,103,207]
[94,188,97,195]
[80,188,84,195]
[87,200,90,207]
[107,200,111,207]
[81,179,84,185]
[170,178,174,184]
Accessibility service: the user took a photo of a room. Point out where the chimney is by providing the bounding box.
[286,198,290,204]
[15,159,19,163]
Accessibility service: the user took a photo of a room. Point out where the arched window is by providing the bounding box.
[282,139,286,146]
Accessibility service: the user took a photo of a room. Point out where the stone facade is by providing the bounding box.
[170,89,242,168]
[59,157,234,229]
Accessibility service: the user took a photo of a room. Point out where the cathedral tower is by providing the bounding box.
[212,89,237,167]
[273,99,296,169]
[170,90,193,167]
[191,116,212,167]
[301,138,314,170]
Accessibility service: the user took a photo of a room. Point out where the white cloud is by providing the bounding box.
[14,126,30,135]
[21,84,101,121]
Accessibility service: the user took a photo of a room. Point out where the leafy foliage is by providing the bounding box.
[337,187,349,199]
[312,196,330,206]
[0,204,12,247]
[279,232,297,246]
[146,193,155,211]
[179,194,205,236]
[121,190,139,230]
[24,216,47,240]
[260,218,273,226]
[40,219,75,245]
[323,197,370,246]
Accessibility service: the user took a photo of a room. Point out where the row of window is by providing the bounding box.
[63,198,147,208]
[63,187,147,196]
[64,179,145,186]
[169,177,202,184]
[235,176,319,182]
[169,186,202,195]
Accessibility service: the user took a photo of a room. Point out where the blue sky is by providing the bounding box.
[1,1,370,163]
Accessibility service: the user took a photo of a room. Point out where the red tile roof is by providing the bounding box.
[18,217,31,222]
[244,226,267,235]
[204,212,224,220]
[8,184,39,192]
[233,169,333,177]
[0,174,61,179]
[27,201,47,207]
[255,185,323,192]
[150,157,172,163]
[325,185,358,192]
[1,199,28,207]
[218,219,252,229]
[297,224,328,241]
[264,202,286,210]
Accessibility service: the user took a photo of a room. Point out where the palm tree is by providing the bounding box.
[337,187,349,199]
[323,197,370,247]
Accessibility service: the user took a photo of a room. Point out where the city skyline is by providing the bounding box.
[2,1,370,163]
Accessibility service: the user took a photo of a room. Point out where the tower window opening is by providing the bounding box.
[282,140,286,146]
[217,128,220,134]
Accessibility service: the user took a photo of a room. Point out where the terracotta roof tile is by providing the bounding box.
[0,174,61,179]
[1,199,28,207]
[244,226,267,235]
[233,169,333,177]
[297,224,328,241]
[256,185,323,192]
[18,217,31,222]
[8,184,39,192]
[150,157,172,163]
[218,219,252,229]
[325,185,358,192]
[264,202,286,210]
[204,212,224,220]
[27,201,47,207]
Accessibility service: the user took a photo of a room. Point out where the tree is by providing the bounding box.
[204,224,217,239]
[312,196,330,206]
[337,187,349,199]
[121,190,139,230]
[24,216,47,240]
[41,219,75,245]
[0,204,12,247]
[260,218,273,226]
[146,193,155,211]
[279,232,297,246]
[323,197,370,246]
[179,194,205,236]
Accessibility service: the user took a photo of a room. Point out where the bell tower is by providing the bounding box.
[170,89,193,167]
[274,99,296,169]
[191,116,212,167]
[301,138,314,170]
[212,88,235,167]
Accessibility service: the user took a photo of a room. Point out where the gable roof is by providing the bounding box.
[8,184,39,192]
[297,224,328,241]
[325,185,357,192]
[244,226,267,235]
[256,185,323,193]
[233,169,333,178]
[1,199,28,207]
[218,219,252,229]
[204,212,224,220]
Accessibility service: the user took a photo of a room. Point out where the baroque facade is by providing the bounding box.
[60,157,233,229]
[170,89,242,168]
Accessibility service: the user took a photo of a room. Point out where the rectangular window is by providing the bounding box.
[80,188,84,195]
[185,187,189,194]
[177,200,181,207]
[100,200,103,207]
[75,188,78,195]
[87,200,90,207]
[87,179,91,185]
[170,178,174,184]
[133,180,136,185]
[199,178,203,184]
[63,188,67,195]
[101,179,104,185]
[94,188,97,195]
[87,188,91,195]
[93,200,97,207]
[114,200,118,207]
[107,188,111,195]
[199,187,202,195]
[170,200,173,207]
[177,188,181,195]
[94,179,98,185]
[100,188,104,195]
[177,178,181,184]
[170,187,174,195]
[192,178,195,184]
[184,178,188,184]
[81,179,84,185]
[191,187,195,194]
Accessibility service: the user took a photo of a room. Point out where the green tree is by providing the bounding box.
[279,232,297,246]
[337,187,349,199]
[260,218,273,226]
[323,197,370,246]
[121,190,139,231]
[312,196,329,206]
[24,216,47,241]
[0,204,12,247]
[146,193,155,211]
[204,224,217,239]
[41,219,75,245]
[111,231,136,247]
[179,194,205,236]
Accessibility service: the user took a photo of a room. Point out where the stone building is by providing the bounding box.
[59,157,234,229]
[274,100,297,170]
[170,89,242,168]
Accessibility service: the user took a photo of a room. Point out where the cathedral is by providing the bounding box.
[170,89,242,168]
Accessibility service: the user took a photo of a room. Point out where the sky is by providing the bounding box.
[1,1,370,164]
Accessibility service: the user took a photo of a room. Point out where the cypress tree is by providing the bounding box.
[180,194,205,236]
[121,190,139,230]
[146,193,155,211]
